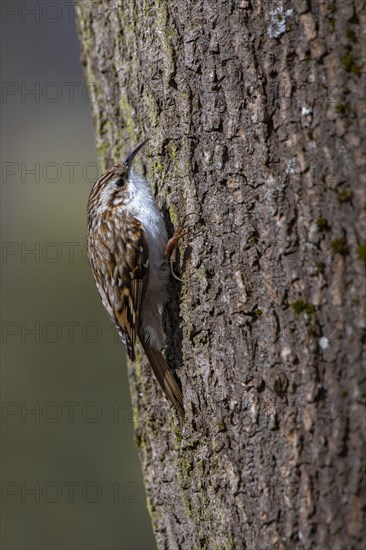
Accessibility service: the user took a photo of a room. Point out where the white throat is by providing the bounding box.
[126,169,168,268]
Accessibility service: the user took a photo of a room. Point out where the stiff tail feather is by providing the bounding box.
[139,338,185,421]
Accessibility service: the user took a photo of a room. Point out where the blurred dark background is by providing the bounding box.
[1,2,155,548]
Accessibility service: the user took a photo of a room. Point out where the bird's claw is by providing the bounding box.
[164,214,195,282]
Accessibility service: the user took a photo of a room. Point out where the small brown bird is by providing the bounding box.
[87,140,184,420]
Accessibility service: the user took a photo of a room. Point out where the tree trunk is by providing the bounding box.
[75,1,365,548]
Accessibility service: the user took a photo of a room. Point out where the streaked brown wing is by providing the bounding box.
[88,213,149,361]
[112,216,149,360]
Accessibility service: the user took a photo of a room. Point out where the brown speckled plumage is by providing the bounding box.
[87,141,184,419]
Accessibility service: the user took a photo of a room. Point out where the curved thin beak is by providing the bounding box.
[124,138,150,170]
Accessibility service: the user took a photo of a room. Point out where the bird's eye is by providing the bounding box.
[115,178,125,188]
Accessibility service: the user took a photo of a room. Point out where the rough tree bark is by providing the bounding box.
[76,1,365,548]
